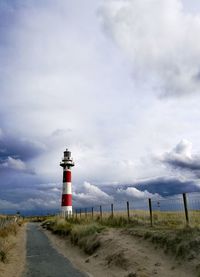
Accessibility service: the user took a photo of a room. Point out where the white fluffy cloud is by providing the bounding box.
[160,140,200,178]
[74,181,113,206]
[163,139,192,162]
[117,187,160,199]
[0,156,27,171]
[101,0,200,96]
[1,1,200,213]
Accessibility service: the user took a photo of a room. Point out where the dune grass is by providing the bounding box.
[74,209,200,228]
[42,217,104,255]
[127,225,200,261]
[0,217,23,263]
[42,210,200,263]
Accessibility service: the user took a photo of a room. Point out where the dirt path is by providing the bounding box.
[44,227,197,277]
[0,224,26,277]
[23,223,86,277]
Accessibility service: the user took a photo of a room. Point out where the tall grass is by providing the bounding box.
[43,214,200,271]
[0,223,18,238]
[0,238,15,263]
[128,225,200,260]
[0,218,22,263]
[43,217,104,255]
[74,209,200,228]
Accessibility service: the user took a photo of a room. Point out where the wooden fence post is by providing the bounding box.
[111,203,114,218]
[85,208,87,218]
[100,205,102,221]
[183,193,189,225]
[148,198,153,227]
[92,207,94,219]
[127,201,130,222]
[75,209,77,219]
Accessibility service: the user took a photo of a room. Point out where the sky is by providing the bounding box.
[1,0,200,214]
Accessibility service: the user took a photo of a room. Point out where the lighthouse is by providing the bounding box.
[60,149,74,217]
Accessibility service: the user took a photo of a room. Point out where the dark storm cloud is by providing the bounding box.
[0,178,61,214]
[1,175,199,214]
[164,159,200,172]
[101,177,200,198]
[134,178,200,196]
[0,129,45,162]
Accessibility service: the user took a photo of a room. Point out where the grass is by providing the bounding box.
[0,238,15,263]
[0,223,18,238]
[0,217,23,263]
[128,225,200,260]
[42,209,200,269]
[74,209,200,228]
[78,213,200,259]
[42,217,104,255]
[70,223,103,254]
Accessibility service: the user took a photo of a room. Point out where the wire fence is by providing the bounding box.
[74,192,200,227]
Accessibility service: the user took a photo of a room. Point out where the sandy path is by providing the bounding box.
[0,224,27,277]
[44,227,197,277]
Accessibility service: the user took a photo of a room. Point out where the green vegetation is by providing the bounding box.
[42,217,104,255]
[70,223,103,254]
[25,215,56,223]
[43,213,200,264]
[128,226,200,260]
[75,209,200,228]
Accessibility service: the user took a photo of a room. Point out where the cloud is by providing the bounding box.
[134,177,200,196]
[0,181,62,214]
[100,0,200,97]
[117,187,160,199]
[161,140,200,175]
[1,1,200,214]
[0,156,27,171]
[0,199,19,210]
[0,129,47,177]
[0,130,46,161]
[0,128,3,139]
[73,181,113,206]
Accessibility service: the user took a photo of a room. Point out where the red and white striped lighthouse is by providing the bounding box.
[60,149,74,217]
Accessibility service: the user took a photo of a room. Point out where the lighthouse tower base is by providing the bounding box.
[61,206,72,218]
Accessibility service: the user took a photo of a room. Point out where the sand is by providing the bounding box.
[0,224,27,277]
[43,227,196,277]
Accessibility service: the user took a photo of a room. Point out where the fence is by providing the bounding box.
[74,192,200,227]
